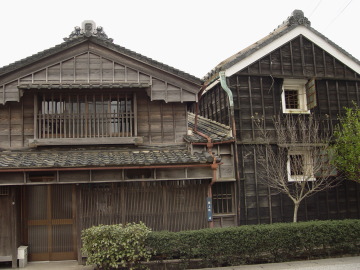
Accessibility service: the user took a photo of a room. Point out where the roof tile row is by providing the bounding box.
[0,148,210,170]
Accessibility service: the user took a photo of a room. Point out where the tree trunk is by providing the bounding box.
[293,201,300,222]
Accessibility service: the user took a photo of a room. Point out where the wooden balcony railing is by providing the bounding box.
[36,112,135,139]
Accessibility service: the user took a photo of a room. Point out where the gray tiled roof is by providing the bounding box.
[184,112,233,143]
[0,148,210,170]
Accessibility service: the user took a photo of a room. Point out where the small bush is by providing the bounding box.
[82,222,152,270]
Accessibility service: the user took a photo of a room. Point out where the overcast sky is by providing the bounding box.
[0,0,358,78]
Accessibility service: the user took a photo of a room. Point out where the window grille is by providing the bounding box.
[284,89,299,109]
[37,92,134,139]
[212,182,233,214]
[0,186,10,196]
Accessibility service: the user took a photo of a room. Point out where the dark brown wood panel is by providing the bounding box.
[26,185,76,261]
[79,180,208,232]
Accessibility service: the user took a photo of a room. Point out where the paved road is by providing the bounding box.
[0,256,359,269]
[197,256,360,270]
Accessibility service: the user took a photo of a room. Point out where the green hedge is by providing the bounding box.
[147,219,360,267]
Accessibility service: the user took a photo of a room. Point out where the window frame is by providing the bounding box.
[287,149,315,182]
[30,91,142,147]
[281,79,310,114]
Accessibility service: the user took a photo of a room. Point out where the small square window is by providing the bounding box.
[287,150,315,182]
[282,79,310,114]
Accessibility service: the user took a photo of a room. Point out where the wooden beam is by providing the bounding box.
[28,136,144,147]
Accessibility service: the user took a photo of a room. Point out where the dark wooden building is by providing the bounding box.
[0,21,236,266]
[198,10,360,225]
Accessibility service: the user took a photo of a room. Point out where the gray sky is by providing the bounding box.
[0,0,359,78]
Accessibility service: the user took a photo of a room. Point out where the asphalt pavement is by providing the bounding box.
[0,256,359,269]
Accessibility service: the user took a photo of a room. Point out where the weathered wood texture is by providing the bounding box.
[0,89,189,149]
[199,36,360,224]
[0,186,20,267]
[0,48,199,104]
[237,145,360,224]
[78,180,208,232]
[0,188,12,259]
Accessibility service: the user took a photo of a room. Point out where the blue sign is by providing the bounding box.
[206,197,213,221]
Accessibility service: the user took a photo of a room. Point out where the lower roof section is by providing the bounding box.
[0,146,213,170]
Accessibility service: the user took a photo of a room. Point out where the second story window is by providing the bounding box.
[37,92,135,139]
[281,78,317,114]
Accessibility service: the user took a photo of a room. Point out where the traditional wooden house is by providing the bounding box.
[0,20,236,266]
[198,10,360,225]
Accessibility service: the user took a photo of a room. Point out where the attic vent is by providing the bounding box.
[0,186,9,196]
[63,20,113,43]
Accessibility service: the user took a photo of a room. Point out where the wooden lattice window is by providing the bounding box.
[284,89,299,109]
[212,182,233,214]
[0,186,9,196]
[36,92,135,139]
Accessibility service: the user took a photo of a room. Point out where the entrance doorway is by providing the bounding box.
[26,185,76,261]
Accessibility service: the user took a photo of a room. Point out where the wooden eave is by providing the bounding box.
[204,16,360,87]
[0,37,202,104]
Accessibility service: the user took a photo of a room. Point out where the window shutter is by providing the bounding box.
[314,149,337,177]
[306,78,317,109]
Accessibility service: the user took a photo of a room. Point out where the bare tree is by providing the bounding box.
[253,114,339,222]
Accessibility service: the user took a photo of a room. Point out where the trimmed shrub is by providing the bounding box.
[146,219,360,267]
[82,222,152,270]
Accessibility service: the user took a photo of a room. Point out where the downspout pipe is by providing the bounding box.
[219,71,241,225]
[219,71,234,108]
[192,122,218,228]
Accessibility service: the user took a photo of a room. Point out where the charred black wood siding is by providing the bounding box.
[199,35,360,225]
[242,36,359,80]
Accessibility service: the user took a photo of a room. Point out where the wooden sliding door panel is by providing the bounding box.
[27,185,76,261]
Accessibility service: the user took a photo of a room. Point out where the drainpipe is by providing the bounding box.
[219,71,241,224]
[193,103,217,228]
[193,72,239,228]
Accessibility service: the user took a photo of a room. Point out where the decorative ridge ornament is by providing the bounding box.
[63,20,114,43]
[287,10,311,27]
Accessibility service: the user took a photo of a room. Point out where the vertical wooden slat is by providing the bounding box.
[335,81,341,113]
[60,62,62,84]
[77,95,80,138]
[70,95,73,138]
[20,97,24,146]
[34,94,38,139]
[325,81,333,133]
[300,35,305,76]
[87,52,90,83]
[73,57,76,83]
[280,47,284,75]
[290,41,294,75]
[312,43,317,76]
[248,76,255,140]
[253,148,260,224]
[323,51,327,77]
[85,95,88,138]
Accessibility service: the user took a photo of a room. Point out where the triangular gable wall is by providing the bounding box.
[0,49,198,104]
[240,35,359,79]
[224,26,360,79]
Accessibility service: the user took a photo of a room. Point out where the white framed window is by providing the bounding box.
[281,79,310,114]
[287,149,315,182]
